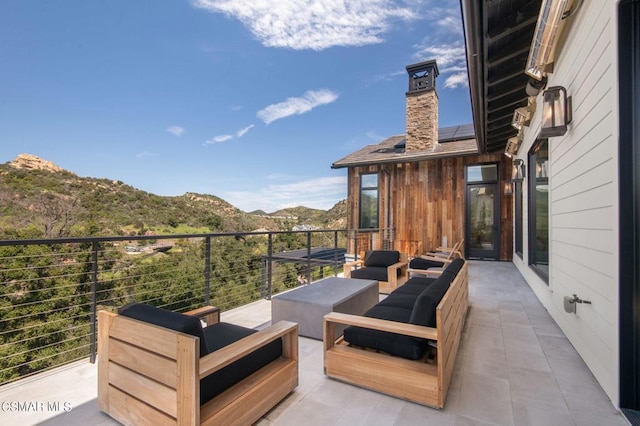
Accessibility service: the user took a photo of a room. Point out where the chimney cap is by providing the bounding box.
[406,60,439,77]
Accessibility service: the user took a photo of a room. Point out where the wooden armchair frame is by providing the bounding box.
[98,306,298,426]
[343,252,409,294]
[324,262,468,408]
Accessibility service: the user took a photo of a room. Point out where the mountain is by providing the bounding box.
[0,154,346,239]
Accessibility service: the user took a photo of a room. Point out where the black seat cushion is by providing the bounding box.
[364,250,400,267]
[119,303,282,405]
[377,293,417,310]
[392,277,436,296]
[350,266,389,282]
[119,302,208,357]
[409,257,444,270]
[200,322,282,404]
[343,305,427,360]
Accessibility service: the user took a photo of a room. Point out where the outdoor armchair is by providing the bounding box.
[97,303,298,425]
[343,250,408,293]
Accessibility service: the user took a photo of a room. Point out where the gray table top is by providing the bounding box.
[272,277,377,305]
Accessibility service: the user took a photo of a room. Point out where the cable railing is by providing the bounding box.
[0,228,393,386]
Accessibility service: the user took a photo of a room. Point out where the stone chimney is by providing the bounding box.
[405,60,439,152]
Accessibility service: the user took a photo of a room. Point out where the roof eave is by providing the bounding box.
[460,0,487,154]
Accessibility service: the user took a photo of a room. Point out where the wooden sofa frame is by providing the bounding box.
[98,306,298,426]
[324,262,468,408]
[343,252,409,294]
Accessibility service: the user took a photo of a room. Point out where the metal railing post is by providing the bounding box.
[334,231,339,276]
[306,232,312,284]
[89,240,98,363]
[354,230,359,261]
[204,237,211,305]
[267,233,273,300]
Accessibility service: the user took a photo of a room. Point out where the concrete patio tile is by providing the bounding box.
[537,335,580,361]
[457,372,514,425]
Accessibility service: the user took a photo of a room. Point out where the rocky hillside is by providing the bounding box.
[0,154,346,238]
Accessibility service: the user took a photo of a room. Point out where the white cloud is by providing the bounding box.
[136,151,156,158]
[257,89,339,124]
[166,125,186,137]
[222,175,347,212]
[193,0,418,50]
[444,72,468,89]
[413,42,466,74]
[206,134,233,144]
[236,124,255,137]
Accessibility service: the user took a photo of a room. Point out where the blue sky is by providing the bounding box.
[0,0,471,213]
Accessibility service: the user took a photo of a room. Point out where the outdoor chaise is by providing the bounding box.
[97,303,298,425]
[324,258,468,408]
[343,249,408,293]
[408,240,464,277]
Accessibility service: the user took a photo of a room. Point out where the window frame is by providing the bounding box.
[514,179,523,258]
[358,173,379,229]
[527,139,549,282]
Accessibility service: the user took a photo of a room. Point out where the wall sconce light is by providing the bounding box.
[504,136,520,158]
[525,0,577,80]
[540,86,572,137]
[504,180,513,196]
[512,107,531,130]
[512,159,526,182]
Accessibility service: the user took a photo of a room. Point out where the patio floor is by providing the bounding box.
[0,261,628,425]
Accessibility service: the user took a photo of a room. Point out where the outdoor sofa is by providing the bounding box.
[97,303,298,425]
[324,258,468,408]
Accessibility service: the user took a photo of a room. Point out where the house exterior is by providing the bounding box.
[334,0,640,417]
[332,61,514,261]
[460,0,639,416]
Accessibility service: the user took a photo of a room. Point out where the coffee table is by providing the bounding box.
[271,277,378,340]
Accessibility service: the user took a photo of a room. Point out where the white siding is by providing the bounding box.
[513,0,620,403]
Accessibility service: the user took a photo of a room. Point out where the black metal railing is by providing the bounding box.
[0,228,393,386]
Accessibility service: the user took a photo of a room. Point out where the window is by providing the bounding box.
[514,180,523,258]
[528,139,549,281]
[466,164,498,183]
[359,173,379,228]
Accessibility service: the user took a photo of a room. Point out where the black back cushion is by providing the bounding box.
[364,250,400,267]
[119,302,208,357]
[408,274,453,327]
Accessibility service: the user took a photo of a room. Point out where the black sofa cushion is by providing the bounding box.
[392,276,436,296]
[343,305,427,360]
[409,257,444,270]
[408,275,453,327]
[350,266,389,282]
[200,322,282,404]
[377,293,418,310]
[119,303,282,405]
[364,250,400,267]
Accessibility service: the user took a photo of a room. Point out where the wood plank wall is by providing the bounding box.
[347,153,513,261]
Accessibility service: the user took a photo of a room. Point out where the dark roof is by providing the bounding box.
[460,0,542,154]
[267,247,347,264]
[332,124,478,169]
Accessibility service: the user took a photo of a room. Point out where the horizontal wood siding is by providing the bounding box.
[347,153,513,260]
[513,0,618,403]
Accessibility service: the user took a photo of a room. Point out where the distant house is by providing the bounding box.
[333,60,514,260]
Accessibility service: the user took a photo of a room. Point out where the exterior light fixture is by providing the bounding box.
[526,0,583,80]
[504,180,513,196]
[504,136,521,158]
[512,159,526,182]
[512,107,531,130]
[540,86,572,137]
